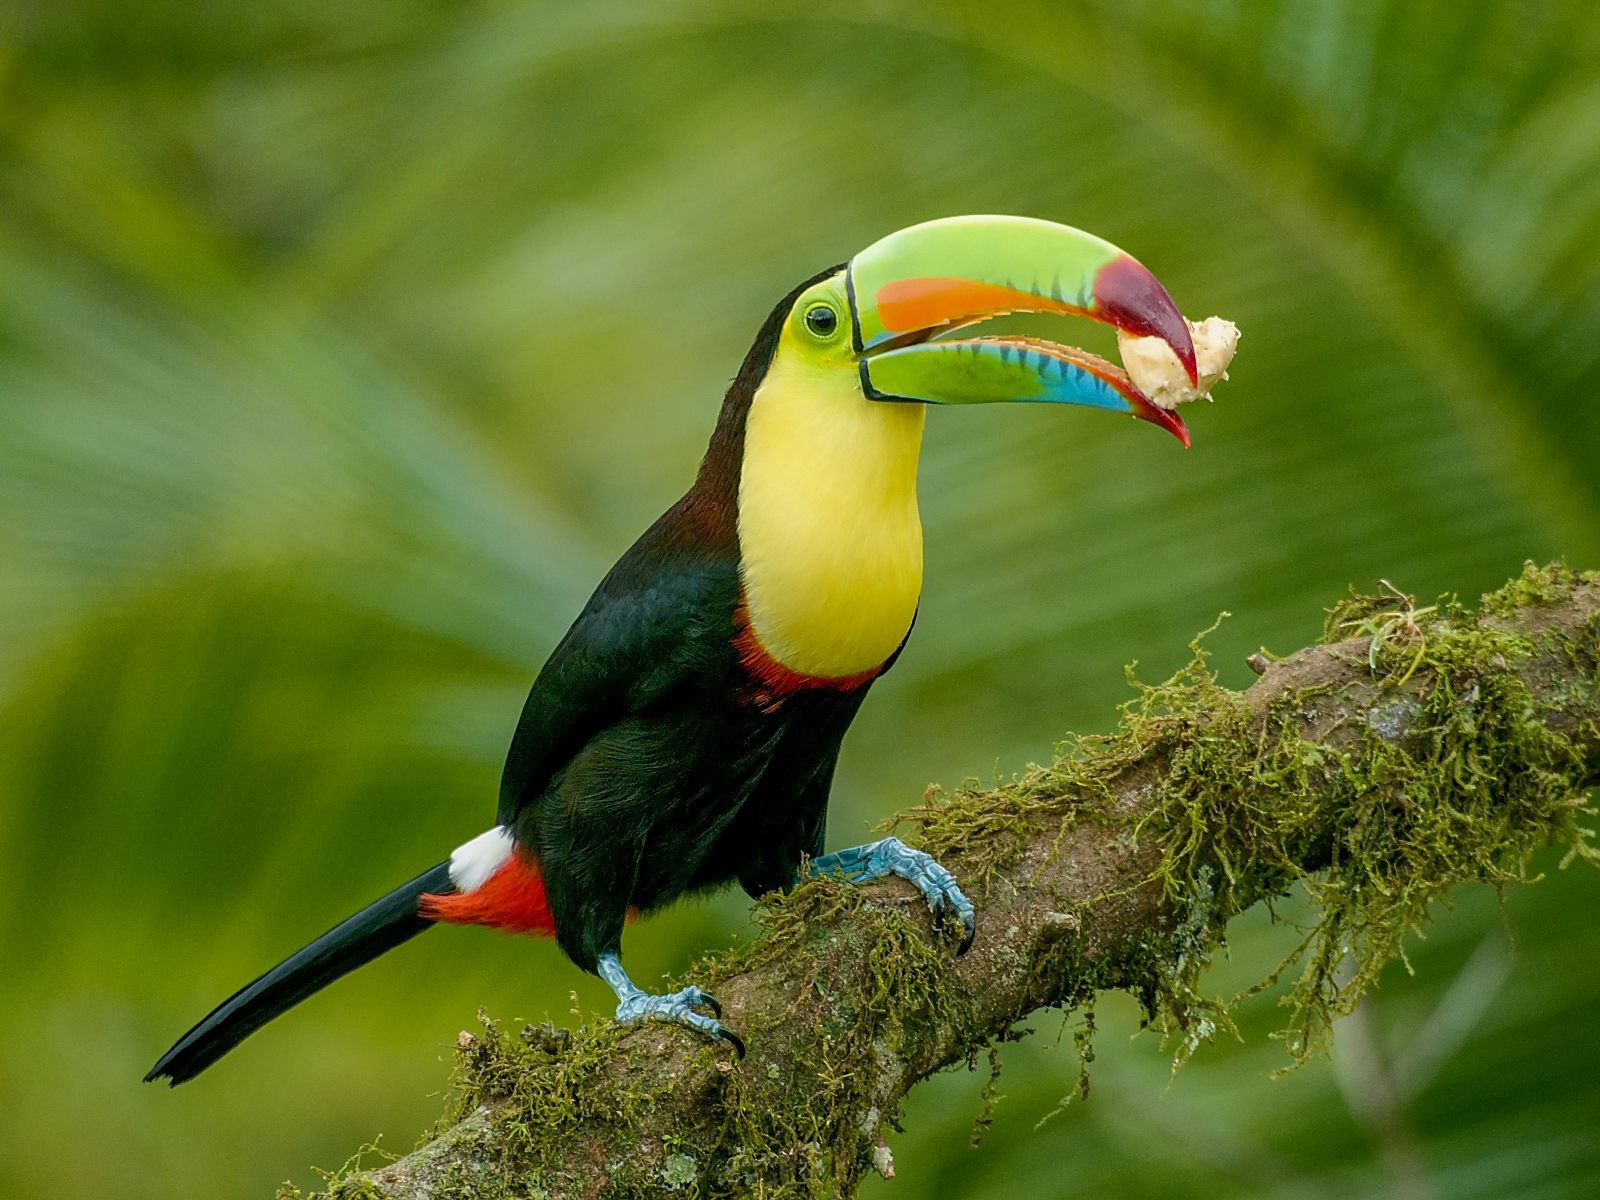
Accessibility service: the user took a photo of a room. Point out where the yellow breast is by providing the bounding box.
[737,333,926,680]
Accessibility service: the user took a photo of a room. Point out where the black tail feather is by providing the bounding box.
[145,861,454,1085]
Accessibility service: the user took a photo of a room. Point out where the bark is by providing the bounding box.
[311,571,1600,1200]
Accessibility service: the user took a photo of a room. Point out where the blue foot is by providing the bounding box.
[808,836,976,953]
[597,952,744,1057]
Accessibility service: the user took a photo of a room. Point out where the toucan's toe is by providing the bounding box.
[872,836,976,951]
[615,985,741,1058]
[810,836,976,953]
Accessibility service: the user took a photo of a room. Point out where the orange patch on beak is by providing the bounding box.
[874,276,1086,334]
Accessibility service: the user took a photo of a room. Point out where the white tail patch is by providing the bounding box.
[448,826,515,893]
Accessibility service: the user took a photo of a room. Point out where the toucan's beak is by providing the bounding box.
[848,215,1194,446]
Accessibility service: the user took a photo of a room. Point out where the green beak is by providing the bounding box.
[848,215,1195,445]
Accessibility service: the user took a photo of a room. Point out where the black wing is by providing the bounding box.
[496,516,741,827]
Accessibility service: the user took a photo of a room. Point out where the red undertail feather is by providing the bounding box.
[420,848,555,935]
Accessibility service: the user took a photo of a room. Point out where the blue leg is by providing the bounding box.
[597,952,744,1057]
[808,836,976,953]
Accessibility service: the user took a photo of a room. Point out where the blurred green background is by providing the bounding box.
[2,1,1599,1196]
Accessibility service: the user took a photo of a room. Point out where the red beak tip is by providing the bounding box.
[1165,412,1192,449]
[1093,256,1198,387]
[1161,407,1192,449]
[1129,398,1190,447]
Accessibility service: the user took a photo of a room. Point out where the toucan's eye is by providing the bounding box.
[804,304,839,338]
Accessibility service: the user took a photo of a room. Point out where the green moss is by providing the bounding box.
[287,1008,685,1199]
[276,1144,400,1200]
[913,563,1597,1069]
[1478,559,1597,619]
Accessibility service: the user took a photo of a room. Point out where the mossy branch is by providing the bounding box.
[291,564,1600,1200]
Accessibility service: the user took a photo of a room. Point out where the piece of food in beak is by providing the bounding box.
[1117,317,1240,411]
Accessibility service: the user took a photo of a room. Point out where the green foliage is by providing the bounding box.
[3,2,1600,1198]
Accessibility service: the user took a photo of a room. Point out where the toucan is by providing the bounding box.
[146,214,1198,1082]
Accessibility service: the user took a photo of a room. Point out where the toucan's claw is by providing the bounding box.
[809,836,977,954]
[956,909,977,956]
[597,953,744,1058]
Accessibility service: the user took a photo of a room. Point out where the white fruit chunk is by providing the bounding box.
[1117,316,1240,411]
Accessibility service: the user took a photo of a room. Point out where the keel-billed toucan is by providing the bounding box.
[147,214,1200,1081]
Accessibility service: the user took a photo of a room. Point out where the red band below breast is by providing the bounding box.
[731,598,882,712]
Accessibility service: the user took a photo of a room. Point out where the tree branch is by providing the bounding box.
[294,565,1600,1200]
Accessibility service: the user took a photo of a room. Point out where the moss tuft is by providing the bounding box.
[1479,559,1596,619]
[686,874,983,1193]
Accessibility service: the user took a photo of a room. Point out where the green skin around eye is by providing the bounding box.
[806,307,838,337]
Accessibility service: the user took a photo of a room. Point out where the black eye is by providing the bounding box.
[804,304,838,337]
